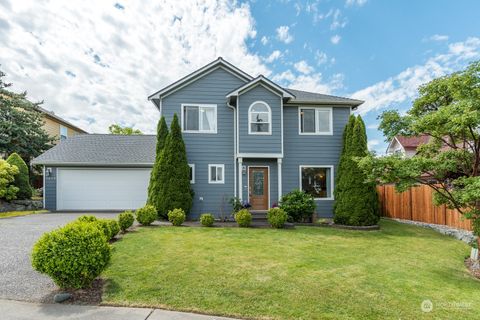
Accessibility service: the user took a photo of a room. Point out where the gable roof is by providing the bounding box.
[32,134,156,167]
[37,106,88,134]
[226,75,295,99]
[285,89,363,107]
[395,135,430,150]
[148,57,253,106]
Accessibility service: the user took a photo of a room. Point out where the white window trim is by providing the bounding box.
[248,101,272,135]
[298,165,334,200]
[298,107,333,135]
[181,104,217,134]
[208,164,225,184]
[188,164,195,184]
[60,125,68,139]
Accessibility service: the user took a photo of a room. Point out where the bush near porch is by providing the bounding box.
[102,219,480,319]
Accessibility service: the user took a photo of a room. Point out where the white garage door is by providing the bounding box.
[57,168,151,210]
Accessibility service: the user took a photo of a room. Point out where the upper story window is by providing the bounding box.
[181,104,217,134]
[60,125,68,140]
[299,107,332,135]
[299,165,334,200]
[248,101,271,135]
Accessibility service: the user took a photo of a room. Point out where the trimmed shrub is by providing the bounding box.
[136,205,157,226]
[267,207,288,228]
[118,210,134,232]
[95,219,112,240]
[168,208,186,226]
[77,215,98,223]
[200,213,214,227]
[31,221,111,289]
[6,153,32,199]
[280,189,316,222]
[107,219,120,239]
[235,209,252,228]
[0,159,19,201]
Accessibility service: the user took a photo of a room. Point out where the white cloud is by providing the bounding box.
[261,35,268,45]
[294,60,314,74]
[352,37,480,115]
[330,9,347,30]
[367,123,378,130]
[330,35,341,44]
[264,50,282,63]
[427,34,449,42]
[272,69,343,94]
[315,50,328,65]
[0,0,270,133]
[367,139,380,150]
[346,0,368,7]
[276,25,293,44]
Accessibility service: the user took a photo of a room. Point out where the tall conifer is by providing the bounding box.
[147,116,168,213]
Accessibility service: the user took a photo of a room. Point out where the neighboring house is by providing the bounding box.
[37,106,88,142]
[32,57,363,218]
[386,135,430,157]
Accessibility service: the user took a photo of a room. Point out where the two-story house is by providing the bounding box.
[38,106,88,142]
[32,58,363,218]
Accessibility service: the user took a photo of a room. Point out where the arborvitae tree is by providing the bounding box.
[147,116,168,213]
[334,116,379,226]
[6,153,33,200]
[333,115,356,201]
[156,114,192,218]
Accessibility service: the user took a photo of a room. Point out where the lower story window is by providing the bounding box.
[300,166,333,199]
[208,164,224,184]
[188,164,195,184]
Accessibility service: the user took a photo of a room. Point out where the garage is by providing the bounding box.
[32,134,157,211]
[57,168,151,210]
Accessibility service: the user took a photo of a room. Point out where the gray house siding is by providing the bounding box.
[44,166,57,211]
[161,67,246,219]
[241,159,278,207]
[238,85,282,154]
[282,105,351,217]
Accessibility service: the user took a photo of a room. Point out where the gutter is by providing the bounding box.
[227,101,237,198]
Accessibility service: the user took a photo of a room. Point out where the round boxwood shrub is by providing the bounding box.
[77,215,98,223]
[267,207,288,228]
[235,209,252,227]
[31,221,111,289]
[6,153,32,200]
[279,189,316,222]
[168,208,186,226]
[118,210,134,232]
[107,219,120,239]
[95,219,112,240]
[200,213,214,227]
[136,205,157,226]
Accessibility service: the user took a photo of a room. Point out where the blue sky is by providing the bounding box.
[0,0,479,154]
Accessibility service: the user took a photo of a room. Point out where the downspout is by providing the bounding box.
[227,100,237,198]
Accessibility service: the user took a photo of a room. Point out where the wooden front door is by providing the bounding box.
[249,167,269,210]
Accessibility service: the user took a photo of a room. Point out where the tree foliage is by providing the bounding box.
[357,60,480,233]
[334,115,379,226]
[147,116,169,213]
[0,69,54,161]
[0,159,19,201]
[6,153,32,199]
[156,114,193,218]
[108,124,143,135]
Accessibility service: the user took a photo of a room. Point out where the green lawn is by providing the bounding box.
[0,210,48,219]
[102,220,479,319]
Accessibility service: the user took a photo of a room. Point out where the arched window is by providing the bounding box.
[248,101,271,135]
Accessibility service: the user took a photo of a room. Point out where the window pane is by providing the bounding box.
[252,171,264,195]
[317,110,330,132]
[301,167,330,198]
[251,104,268,113]
[200,107,215,132]
[210,166,216,181]
[251,112,269,123]
[185,106,199,131]
[301,109,315,133]
[216,166,223,181]
[251,123,269,133]
[189,166,193,182]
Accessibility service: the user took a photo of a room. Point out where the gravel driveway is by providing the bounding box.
[0,212,120,302]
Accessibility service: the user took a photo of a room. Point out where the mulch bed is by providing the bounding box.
[40,278,104,305]
[465,258,480,279]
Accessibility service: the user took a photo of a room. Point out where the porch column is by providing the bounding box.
[238,157,243,201]
[277,158,282,202]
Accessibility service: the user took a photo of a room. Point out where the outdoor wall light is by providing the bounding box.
[46,168,52,177]
[242,165,246,175]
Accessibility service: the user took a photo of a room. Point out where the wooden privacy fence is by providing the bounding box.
[377,184,472,231]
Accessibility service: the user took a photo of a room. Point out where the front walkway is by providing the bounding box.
[0,299,237,320]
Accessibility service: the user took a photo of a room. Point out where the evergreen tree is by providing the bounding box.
[156,114,192,218]
[333,115,356,201]
[6,153,33,200]
[334,115,379,226]
[147,116,168,212]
